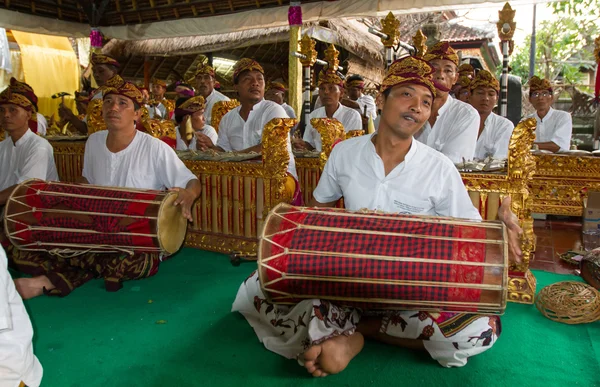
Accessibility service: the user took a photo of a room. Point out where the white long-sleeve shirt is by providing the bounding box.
[204,89,230,127]
[356,94,377,119]
[303,103,362,151]
[528,108,572,152]
[414,97,479,163]
[475,113,514,159]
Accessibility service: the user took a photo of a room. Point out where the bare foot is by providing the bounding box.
[302,332,364,377]
[14,276,55,300]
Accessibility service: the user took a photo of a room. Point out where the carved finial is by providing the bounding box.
[421,16,440,47]
[298,35,317,67]
[380,12,401,48]
[412,30,427,58]
[323,44,340,71]
[497,2,517,54]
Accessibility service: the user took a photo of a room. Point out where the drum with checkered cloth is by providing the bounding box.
[3,179,187,256]
[258,204,508,314]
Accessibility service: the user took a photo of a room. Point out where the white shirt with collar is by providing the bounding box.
[474,113,514,159]
[356,94,377,119]
[528,107,572,151]
[0,129,59,191]
[35,113,47,136]
[204,89,230,127]
[281,103,297,119]
[175,124,218,151]
[82,130,197,190]
[303,103,363,151]
[313,134,481,220]
[0,247,43,387]
[147,103,167,119]
[414,96,479,163]
[216,99,297,179]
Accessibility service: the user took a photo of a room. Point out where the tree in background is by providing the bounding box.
[510,0,598,85]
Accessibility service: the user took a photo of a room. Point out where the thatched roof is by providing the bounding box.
[103,18,384,67]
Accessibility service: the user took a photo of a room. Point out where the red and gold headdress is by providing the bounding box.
[175,96,206,116]
[528,76,553,93]
[469,70,500,92]
[0,77,38,111]
[103,76,144,105]
[346,79,365,89]
[151,78,167,88]
[267,81,286,93]
[91,53,120,68]
[233,58,264,81]
[380,56,441,97]
[423,41,459,66]
[458,63,475,78]
[457,75,472,89]
[318,69,344,88]
[195,63,216,78]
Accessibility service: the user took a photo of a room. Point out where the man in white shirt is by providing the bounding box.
[233,56,523,376]
[174,95,218,151]
[194,63,230,127]
[526,76,572,152]
[0,246,43,387]
[201,58,297,179]
[295,69,362,151]
[415,42,479,163]
[265,81,297,120]
[10,81,201,300]
[345,74,377,121]
[59,53,121,134]
[469,70,514,159]
[0,80,58,207]
[149,78,174,119]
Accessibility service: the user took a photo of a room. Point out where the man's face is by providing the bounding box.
[469,86,498,115]
[141,89,150,104]
[195,73,215,98]
[347,86,361,101]
[235,70,265,104]
[0,104,31,132]
[429,59,459,92]
[152,84,165,99]
[102,94,141,131]
[93,64,116,87]
[191,109,206,129]
[380,84,433,139]
[529,90,553,112]
[318,83,342,108]
[265,88,284,105]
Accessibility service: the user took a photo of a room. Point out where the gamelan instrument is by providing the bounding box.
[3,179,188,256]
[258,204,508,314]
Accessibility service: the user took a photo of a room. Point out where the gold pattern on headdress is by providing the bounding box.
[457,75,471,88]
[104,81,144,105]
[0,89,33,110]
[380,56,437,97]
[528,76,552,92]
[233,58,264,79]
[423,41,459,66]
[346,79,365,89]
[152,78,167,87]
[380,12,400,48]
[412,30,427,58]
[267,81,286,92]
[194,63,215,78]
[469,70,499,92]
[458,64,475,78]
[318,69,343,88]
[91,53,120,67]
[178,96,206,114]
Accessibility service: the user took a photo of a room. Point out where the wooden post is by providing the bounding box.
[144,57,150,88]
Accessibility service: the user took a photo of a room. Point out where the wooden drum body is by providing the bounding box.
[259,204,508,314]
[3,179,187,256]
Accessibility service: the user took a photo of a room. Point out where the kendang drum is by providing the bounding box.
[259,204,508,314]
[3,179,187,256]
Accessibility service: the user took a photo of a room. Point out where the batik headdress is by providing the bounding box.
[175,96,206,116]
[233,58,264,81]
[458,63,475,78]
[528,76,553,93]
[267,81,286,92]
[91,53,120,68]
[380,56,443,97]
[346,78,365,89]
[318,69,344,88]
[152,78,167,88]
[0,77,38,111]
[195,63,216,78]
[423,41,459,66]
[103,76,144,105]
[469,70,500,92]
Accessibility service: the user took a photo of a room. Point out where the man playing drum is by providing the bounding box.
[8,80,201,300]
[232,56,523,374]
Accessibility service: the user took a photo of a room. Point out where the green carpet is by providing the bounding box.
[18,248,600,387]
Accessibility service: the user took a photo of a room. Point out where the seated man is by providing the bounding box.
[526,76,572,152]
[149,78,175,119]
[0,245,43,387]
[233,56,523,375]
[295,69,362,152]
[195,63,230,126]
[415,42,479,163]
[174,96,218,151]
[201,58,297,179]
[345,74,377,121]
[0,80,59,207]
[59,53,121,134]
[265,81,297,120]
[469,70,514,159]
[9,81,201,299]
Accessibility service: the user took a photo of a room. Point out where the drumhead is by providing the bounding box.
[157,192,188,255]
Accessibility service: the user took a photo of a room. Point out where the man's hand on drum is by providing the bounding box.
[169,180,201,222]
[498,196,523,264]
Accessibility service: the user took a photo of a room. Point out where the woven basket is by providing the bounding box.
[535,281,600,324]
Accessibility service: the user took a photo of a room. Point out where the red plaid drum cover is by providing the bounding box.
[258,204,508,314]
[3,179,188,256]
